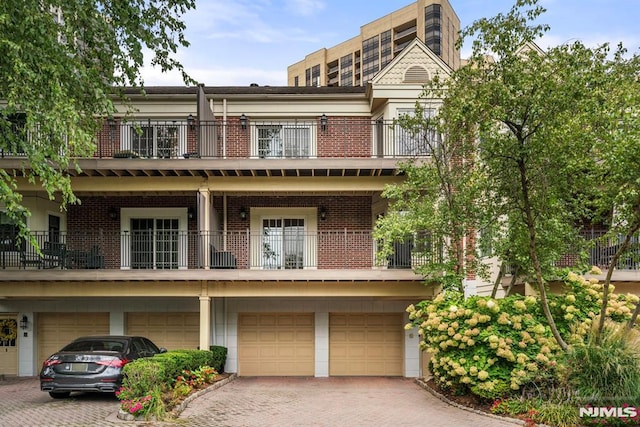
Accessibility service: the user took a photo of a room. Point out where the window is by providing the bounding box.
[0,212,20,250]
[362,35,380,82]
[395,108,441,156]
[425,4,442,56]
[48,214,61,243]
[130,218,179,269]
[251,122,316,158]
[121,121,186,158]
[250,208,317,269]
[340,54,353,87]
[1,113,27,157]
[380,30,392,69]
[120,208,188,269]
[261,218,305,269]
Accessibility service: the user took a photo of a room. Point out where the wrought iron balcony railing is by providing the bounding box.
[0,230,442,271]
[1,119,442,160]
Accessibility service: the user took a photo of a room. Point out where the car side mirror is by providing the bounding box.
[159,347,167,354]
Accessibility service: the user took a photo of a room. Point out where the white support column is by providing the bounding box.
[199,188,211,269]
[199,296,211,350]
[315,312,329,377]
[110,311,125,335]
[18,311,34,376]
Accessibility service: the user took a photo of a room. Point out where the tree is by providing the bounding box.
[0,0,195,241]
[380,0,640,352]
[587,49,640,338]
[374,84,484,294]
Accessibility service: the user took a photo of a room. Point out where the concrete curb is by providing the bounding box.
[116,373,237,422]
[414,377,525,426]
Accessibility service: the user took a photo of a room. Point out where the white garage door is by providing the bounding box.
[238,313,314,376]
[37,313,110,366]
[126,312,199,351]
[329,313,403,376]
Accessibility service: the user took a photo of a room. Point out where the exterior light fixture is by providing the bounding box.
[319,206,327,220]
[107,116,116,128]
[20,315,28,330]
[188,207,195,220]
[240,114,248,130]
[320,114,328,131]
[108,207,118,220]
[187,113,195,130]
[239,207,247,220]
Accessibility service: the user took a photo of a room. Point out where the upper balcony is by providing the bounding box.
[0,118,439,178]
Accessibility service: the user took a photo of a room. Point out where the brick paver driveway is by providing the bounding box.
[0,376,518,427]
[179,377,518,427]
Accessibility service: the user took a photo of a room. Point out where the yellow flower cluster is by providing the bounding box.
[405,267,640,400]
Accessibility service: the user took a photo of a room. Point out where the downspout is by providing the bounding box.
[222,98,227,159]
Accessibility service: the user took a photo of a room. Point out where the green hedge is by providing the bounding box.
[121,347,227,390]
[209,345,227,373]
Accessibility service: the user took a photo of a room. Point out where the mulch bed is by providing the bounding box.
[423,377,495,413]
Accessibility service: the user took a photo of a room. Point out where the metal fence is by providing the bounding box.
[1,119,442,160]
[0,230,440,271]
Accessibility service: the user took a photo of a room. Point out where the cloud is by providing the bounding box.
[184,0,322,44]
[141,64,287,87]
[284,0,326,16]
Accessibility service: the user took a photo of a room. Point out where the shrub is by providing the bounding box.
[408,270,637,401]
[209,345,227,373]
[120,358,166,398]
[118,348,225,420]
[564,320,640,407]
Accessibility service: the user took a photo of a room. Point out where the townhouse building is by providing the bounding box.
[0,40,459,378]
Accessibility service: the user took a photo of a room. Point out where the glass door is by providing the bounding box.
[261,218,304,269]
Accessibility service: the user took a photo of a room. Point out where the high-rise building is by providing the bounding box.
[287,0,460,87]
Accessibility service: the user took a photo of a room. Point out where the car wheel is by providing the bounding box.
[49,391,71,399]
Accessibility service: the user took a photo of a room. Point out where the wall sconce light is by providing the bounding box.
[240,114,248,130]
[320,114,328,131]
[187,113,195,130]
[108,207,118,220]
[188,207,195,220]
[319,206,327,221]
[20,315,28,330]
[107,115,116,129]
[239,207,247,220]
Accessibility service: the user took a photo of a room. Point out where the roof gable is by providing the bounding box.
[371,38,452,86]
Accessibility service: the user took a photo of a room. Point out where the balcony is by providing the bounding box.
[1,119,439,161]
[0,230,440,273]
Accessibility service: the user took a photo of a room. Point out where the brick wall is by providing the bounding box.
[317,116,372,158]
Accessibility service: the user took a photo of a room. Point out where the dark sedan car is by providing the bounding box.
[40,335,166,398]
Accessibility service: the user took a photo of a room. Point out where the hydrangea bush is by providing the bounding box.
[407,269,638,400]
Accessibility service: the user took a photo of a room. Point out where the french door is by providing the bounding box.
[130,218,179,269]
[261,218,305,269]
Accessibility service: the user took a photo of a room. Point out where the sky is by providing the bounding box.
[141,0,640,87]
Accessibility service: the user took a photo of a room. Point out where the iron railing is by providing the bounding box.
[0,119,441,160]
[0,230,441,271]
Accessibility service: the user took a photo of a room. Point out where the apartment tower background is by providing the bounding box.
[287,0,460,87]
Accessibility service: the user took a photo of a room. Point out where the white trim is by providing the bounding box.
[120,121,187,158]
[249,207,317,269]
[250,121,317,159]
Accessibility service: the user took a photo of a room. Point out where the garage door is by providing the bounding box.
[126,313,199,351]
[238,313,314,376]
[330,313,403,376]
[37,313,110,365]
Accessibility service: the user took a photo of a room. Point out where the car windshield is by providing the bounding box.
[61,339,126,352]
